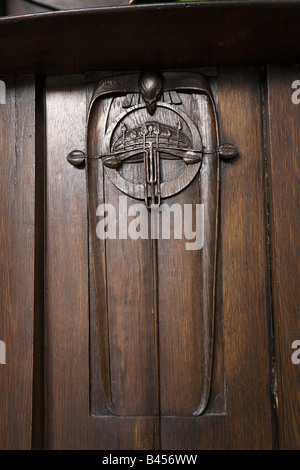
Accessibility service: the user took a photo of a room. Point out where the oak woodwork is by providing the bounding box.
[0,76,35,450]
[160,67,275,449]
[266,64,300,450]
[85,71,230,421]
[0,2,299,452]
[44,75,157,449]
[1,2,300,76]
[217,67,275,450]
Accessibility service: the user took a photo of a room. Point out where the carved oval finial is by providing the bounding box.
[219,143,239,161]
[138,71,164,116]
[183,151,202,165]
[102,155,122,169]
[67,150,86,167]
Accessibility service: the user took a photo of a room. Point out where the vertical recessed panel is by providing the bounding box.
[0,76,35,449]
[87,73,224,420]
[45,75,156,449]
[45,76,90,448]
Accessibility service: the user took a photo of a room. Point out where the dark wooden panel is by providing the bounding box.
[44,75,90,448]
[266,64,300,450]
[1,2,300,76]
[88,194,156,418]
[157,88,225,418]
[158,183,204,416]
[218,67,274,449]
[86,88,157,417]
[0,76,35,449]
[45,75,156,449]
[161,67,274,449]
[104,182,156,416]
[85,72,224,423]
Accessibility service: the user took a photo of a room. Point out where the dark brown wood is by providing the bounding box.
[160,67,275,449]
[87,76,157,417]
[0,3,299,450]
[85,72,224,424]
[44,75,156,449]
[1,2,300,76]
[44,75,90,448]
[42,67,283,450]
[0,76,36,449]
[218,67,274,449]
[266,64,300,450]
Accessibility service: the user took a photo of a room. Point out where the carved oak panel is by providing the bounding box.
[81,71,236,417]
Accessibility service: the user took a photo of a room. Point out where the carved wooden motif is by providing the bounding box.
[82,71,238,417]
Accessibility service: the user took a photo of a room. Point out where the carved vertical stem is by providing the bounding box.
[193,94,219,416]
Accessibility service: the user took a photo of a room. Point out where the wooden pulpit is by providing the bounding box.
[0,0,299,450]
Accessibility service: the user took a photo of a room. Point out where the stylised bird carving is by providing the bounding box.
[138,71,164,116]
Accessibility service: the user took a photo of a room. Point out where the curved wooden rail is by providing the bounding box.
[0,1,300,76]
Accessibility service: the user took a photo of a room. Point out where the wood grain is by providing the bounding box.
[0,64,296,450]
[158,182,204,417]
[218,67,274,449]
[86,74,223,422]
[158,88,221,417]
[0,76,35,449]
[0,0,298,451]
[104,181,156,416]
[266,64,300,450]
[161,67,275,449]
[44,75,90,448]
[87,92,156,417]
[43,69,280,449]
[44,75,156,448]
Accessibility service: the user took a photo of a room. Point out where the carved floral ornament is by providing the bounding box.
[67,71,238,209]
